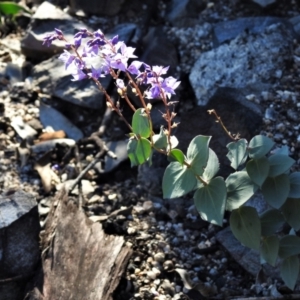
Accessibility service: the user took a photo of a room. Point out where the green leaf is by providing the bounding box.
[261,236,279,266]
[260,209,285,236]
[225,171,258,211]
[230,206,261,250]
[186,135,211,176]
[278,235,300,259]
[281,198,300,231]
[0,2,31,15]
[162,162,197,199]
[248,135,274,159]
[280,255,299,290]
[132,108,151,138]
[261,174,290,209]
[268,154,295,177]
[127,137,152,167]
[246,157,270,187]
[274,145,289,156]
[168,149,185,165]
[194,177,226,226]
[226,139,248,170]
[203,148,219,182]
[153,126,168,149]
[288,172,300,198]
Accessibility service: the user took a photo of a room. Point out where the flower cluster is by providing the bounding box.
[43,28,180,100]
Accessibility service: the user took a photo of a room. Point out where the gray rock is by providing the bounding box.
[251,0,277,7]
[174,87,262,177]
[245,192,269,215]
[141,27,178,75]
[289,15,300,37]
[190,23,294,106]
[94,139,128,173]
[11,116,37,140]
[32,56,108,109]
[70,0,124,16]
[5,63,23,83]
[0,190,40,300]
[137,152,169,196]
[21,1,91,59]
[213,17,289,45]
[165,0,206,26]
[39,102,84,141]
[216,226,279,278]
[287,108,298,122]
[107,23,137,43]
[264,107,277,121]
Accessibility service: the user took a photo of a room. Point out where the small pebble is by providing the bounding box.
[154,252,165,263]
[147,271,157,280]
[128,227,137,235]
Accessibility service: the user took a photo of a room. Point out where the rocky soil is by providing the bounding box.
[1,0,300,299]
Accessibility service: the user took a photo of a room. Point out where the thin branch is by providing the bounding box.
[124,94,137,112]
[0,272,35,283]
[208,109,240,141]
[68,137,116,193]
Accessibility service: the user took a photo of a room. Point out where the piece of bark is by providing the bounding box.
[28,189,132,300]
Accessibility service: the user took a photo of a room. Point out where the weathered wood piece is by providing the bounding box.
[29,189,132,300]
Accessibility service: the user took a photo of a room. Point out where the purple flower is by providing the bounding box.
[83,44,99,57]
[84,38,106,57]
[65,43,72,50]
[54,28,63,37]
[42,28,64,47]
[74,36,82,48]
[70,68,87,81]
[110,35,119,45]
[120,43,137,59]
[109,53,128,72]
[42,35,56,47]
[94,29,104,39]
[74,28,89,39]
[107,43,138,72]
[88,66,103,80]
[87,37,106,47]
[145,84,161,99]
[151,66,169,76]
[127,60,143,75]
[58,50,76,70]
[161,76,181,98]
[144,76,180,100]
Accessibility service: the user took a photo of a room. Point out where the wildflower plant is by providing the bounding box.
[44,28,300,290]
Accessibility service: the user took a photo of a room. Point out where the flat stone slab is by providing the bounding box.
[0,190,37,228]
[190,23,294,106]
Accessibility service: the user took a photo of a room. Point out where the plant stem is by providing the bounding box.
[208,109,240,141]
[124,94,136,112]
[126,72,154,143]
[92,78,133,132]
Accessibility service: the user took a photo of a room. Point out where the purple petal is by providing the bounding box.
[54,28,63,36]
[127,60,143,75]
[88,66,102,80]
[110,35,119,45]
[71,69,87,81]
[94,29,104,39]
